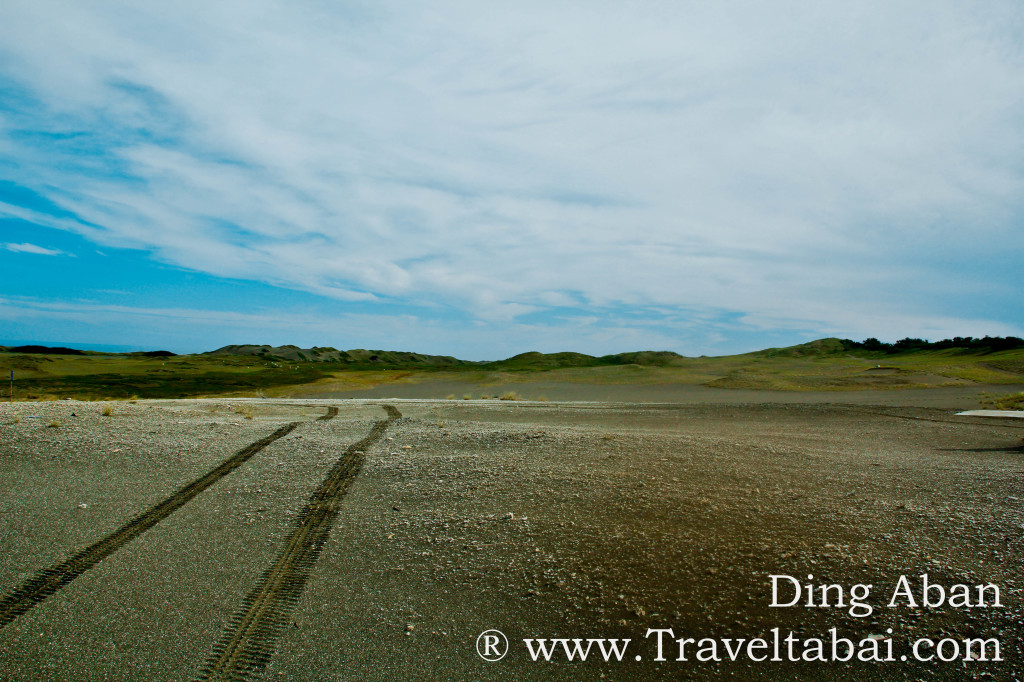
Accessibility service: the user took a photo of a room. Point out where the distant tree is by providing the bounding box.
[860,337,889,352]
[893,338,927,352]
[844,335,1024,354]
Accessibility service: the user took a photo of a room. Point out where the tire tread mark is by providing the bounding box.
[197,404,401,681]
[839,405,1024,429]
[0,406,337,628]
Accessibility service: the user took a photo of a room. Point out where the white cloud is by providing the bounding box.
[2,294,1016,360]
[0,295,686,358]
[0,0,1022,348]
[2,242,67,256]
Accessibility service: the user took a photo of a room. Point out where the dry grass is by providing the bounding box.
[980,391,1024,410]
[499,391,520,401]
[13,414,21,424]
[446,394,456,400]
[101,404,113,417]
[463,393,472,400]
[47,419,60,428]
[233,405,255,420]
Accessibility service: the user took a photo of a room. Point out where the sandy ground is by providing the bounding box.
[308,381,1024,410]
[0,392,1022,681]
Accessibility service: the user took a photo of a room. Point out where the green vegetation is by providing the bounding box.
[840,336,1024,354]
[1,337,1023,401]
[234,405,255,420]
[0,350,326,400]
[204,344,465,368]
[980,392,1024,410]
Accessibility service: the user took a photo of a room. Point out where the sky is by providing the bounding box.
[1,1,1022,360]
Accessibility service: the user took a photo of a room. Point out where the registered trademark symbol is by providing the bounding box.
[476,629,509,662]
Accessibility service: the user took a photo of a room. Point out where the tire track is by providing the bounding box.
[197,404,401,682]
[838,405,1024,429]
[0,406,339,629]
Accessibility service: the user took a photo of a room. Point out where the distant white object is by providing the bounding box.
[956,410,1024,419]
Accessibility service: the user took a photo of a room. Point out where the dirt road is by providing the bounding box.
[0,397,1021,680]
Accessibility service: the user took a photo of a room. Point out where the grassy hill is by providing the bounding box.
[205,344,467,367]
[0,349,326,400]
[1,338,1023,401]
[484,350,690,370]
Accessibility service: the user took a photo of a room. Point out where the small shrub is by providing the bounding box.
[47,419,60,428]
[446,394,456,400]
[101,405,113,417]
[536,395,548,402]
[463,393,472,400]
[234,405,255,420]
[499,391,520,401]
[980,392,1024,410]
[13,415,21,424]
[128,394,139,404]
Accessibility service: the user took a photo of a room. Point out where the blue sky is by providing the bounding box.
[1,1,1022,360]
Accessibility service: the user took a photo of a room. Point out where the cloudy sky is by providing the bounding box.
[1,1,1021,359]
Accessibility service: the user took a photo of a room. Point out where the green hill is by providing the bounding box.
[752,338,849,358]
[3,337,1023,400]
[205,344,467,367]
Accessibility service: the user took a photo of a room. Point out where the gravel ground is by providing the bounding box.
[0,397,1022,681]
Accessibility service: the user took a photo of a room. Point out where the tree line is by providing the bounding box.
[840,336,1024,354]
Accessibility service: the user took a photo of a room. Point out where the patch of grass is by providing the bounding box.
[233,405,255,420]
[499,391,520,401]
[446,394,456,400]
[463,393,472,400]
[13,414,21,424]
[47,419,60,428]
[0,351,327,400]
[980,392,1024,410]
[101,404,113,417]
[3,340,1022,400]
